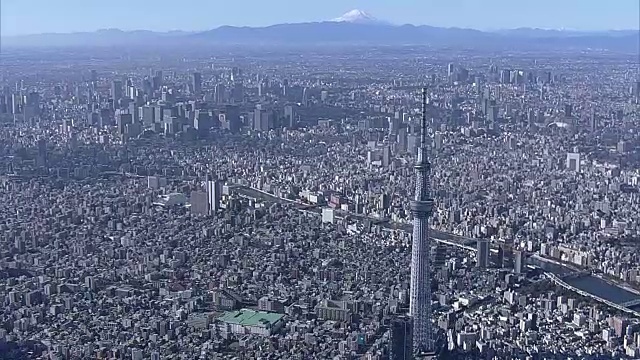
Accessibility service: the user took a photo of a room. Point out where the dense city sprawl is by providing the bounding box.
[0,45,639,359]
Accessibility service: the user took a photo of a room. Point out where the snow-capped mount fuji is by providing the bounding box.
[331,9,387,25]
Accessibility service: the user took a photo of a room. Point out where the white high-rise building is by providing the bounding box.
[207,177,221,214]
[566,153,581,172]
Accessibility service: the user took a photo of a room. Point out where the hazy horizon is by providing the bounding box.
[1,0,639,37]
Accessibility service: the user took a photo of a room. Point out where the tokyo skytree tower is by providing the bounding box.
[409,88,435,354]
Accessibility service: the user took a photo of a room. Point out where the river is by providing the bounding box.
[530,256,640,310]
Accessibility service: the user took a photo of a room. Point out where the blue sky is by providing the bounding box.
[1,0,638,36]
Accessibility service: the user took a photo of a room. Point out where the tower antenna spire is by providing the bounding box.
[421,88,428,149]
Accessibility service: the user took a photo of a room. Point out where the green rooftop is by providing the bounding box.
[217,309,284,328]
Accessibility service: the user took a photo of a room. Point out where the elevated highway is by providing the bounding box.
[236,186,477,252]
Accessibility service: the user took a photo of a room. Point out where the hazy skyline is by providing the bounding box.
[1,0,639,36]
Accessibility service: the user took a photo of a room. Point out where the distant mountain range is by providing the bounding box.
[2,10,638,51]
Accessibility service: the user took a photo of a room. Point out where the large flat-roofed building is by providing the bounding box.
[153,193,186,207]
[216,309,284,336]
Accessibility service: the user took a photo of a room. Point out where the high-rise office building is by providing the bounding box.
[152,73,163,90]
[613,316,629,337]
[36,138,47,168]
[24,91,40,121]
[207,176,221,214]
[564,104,573,118]
[397,127,408,153]
[432,245,446,269]
[477,240,489,269]
[487,105,499,124]
[409,88,435,354]
[191,72,202,95]
[390,316,413,360]
[111,80,123,104]
[389,116,401,135]
[284,105,297,129]
[382,146,391,168]
[254,107,273,132]
[214,84,226,104]
[127,102,139,123]
[499,240,514,269]
[500,69,511,84]
[190,191,209,215]
[514,250,525,274]
[127,85,137,100]
[231,67,241,81]
[589,109,597,132]
[11,93,21,114]
[142,79,153,95]
[232,82,244,103]
[141,105,155,126]
[0,96,6,114]
[225,105,241,134]
[116,113,133,135]
[194,110,212,133]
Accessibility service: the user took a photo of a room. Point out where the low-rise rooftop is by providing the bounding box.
[218,308,284,328]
